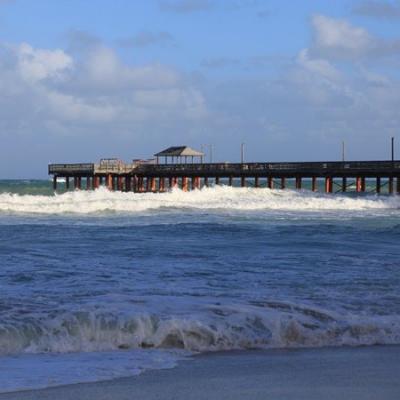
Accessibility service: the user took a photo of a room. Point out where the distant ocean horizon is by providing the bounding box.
[0,179,399,392]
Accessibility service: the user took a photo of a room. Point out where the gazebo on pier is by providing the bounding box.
[154,146,204,164]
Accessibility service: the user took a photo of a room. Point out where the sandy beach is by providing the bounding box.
[1,345,399,400]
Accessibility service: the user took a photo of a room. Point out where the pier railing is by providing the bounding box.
[48,160,400,176]
[48,163,94,175]
[136,160,400,175]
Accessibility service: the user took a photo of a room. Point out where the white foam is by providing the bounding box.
[1,303,400,356]
[0,349,185,393]
[0,186,398,215]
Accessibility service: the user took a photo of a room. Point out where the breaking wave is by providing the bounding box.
[0,186,399,215]
[1,302,400,355]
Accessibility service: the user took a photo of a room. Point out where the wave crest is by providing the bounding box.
[0,186,398,215]
[1,303,399,355]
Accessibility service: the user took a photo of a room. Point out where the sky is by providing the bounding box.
[1,0,400,178]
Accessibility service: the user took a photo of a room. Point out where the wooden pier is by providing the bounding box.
[48,159,400,194]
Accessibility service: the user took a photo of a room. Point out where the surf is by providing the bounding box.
[0,186,398,215]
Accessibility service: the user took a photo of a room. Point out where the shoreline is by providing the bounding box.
[1,345,399,400]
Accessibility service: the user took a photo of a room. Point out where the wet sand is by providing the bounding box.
[1,345,399,400]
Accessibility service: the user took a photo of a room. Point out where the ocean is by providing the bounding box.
[0,179,400,392]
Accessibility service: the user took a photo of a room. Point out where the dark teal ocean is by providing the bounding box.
[0,179,399,392]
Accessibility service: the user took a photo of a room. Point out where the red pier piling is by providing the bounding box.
[106,174,113,191]
[325,177,333,193]
[159,177,165,192]
[182,177,189,191]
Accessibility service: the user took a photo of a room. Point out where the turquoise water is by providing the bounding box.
[0,180,399,391]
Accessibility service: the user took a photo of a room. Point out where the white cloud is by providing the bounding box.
[17,43,73,83]
[311,15,375,59]
[81,46,181,91]
[310,14,400,60]
[0,41,207,139]
[297,49,341,82]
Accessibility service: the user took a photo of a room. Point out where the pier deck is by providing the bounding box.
[48,160,400,193]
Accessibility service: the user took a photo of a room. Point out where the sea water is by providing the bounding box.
[0,180,399,392]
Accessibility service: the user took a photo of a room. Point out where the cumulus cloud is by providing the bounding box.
[2,13,400,177]
[16,43,73,83]
[311,14,375,59]
[310,14,400,60]
[0,40,207,140]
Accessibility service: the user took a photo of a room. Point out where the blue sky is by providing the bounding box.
[1,0,400,178]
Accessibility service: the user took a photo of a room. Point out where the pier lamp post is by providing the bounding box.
[241,143,245,164]
[342,141,345,162]
[391,137,394,162]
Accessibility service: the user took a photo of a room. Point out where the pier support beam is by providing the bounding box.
[132,176,137,192]
[159,177,165,192]
[117,176,123,191]
[376,177,381,194]
[74,176,81,190]
[241,176,246,187]
[66,177,70,190]
[53,176,57,191]
[342,177,347,192]
[295,176,302,190]
[151,177,156,192]
[397,177,400,194]
[268,176,273,189]
[182,177,189,191]
[204,177,209,187]
[356,177,362,193]
[255,177,259,188]
[325,177,333,193]
[125,175,131,192]
[228,176,233,186]
[388,177,394,194]
[281,177,286,189]
[137,177,144,192]
[215,177,220,186]
[106,174,113,191]
[86,176,91,190]
[361,177,366,192]
[312,177,317,192]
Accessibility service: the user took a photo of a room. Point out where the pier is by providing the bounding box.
[48,146,400,194]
